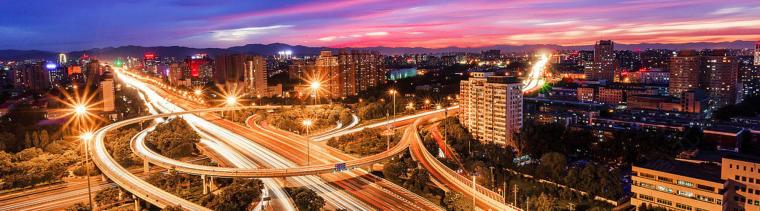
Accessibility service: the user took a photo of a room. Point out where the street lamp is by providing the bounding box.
[80,132,94,210]
[309,81,321,105]
[302,119,313,165]
[223,95,238,119]
[388,89,397,119]
[194,89,202,96]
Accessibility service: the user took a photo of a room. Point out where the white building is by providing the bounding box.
[459,73,523,147]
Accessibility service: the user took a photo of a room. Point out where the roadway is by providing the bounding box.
[406,108,521,211]
[119,71,372,210]
[120,70,445,210]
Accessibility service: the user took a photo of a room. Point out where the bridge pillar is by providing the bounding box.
[143,159,150,175]
[132,195,140,211]
[202,174,208,194]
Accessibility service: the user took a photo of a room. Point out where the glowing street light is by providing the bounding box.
[302,119,313,165]
[79,131,94,209]
[388,89,398,118]
[225,95,238,107]
[309,81,321,105]
[74,104,88,116]
[194,89,203,96]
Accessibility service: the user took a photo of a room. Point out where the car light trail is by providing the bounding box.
[522,53,550,94]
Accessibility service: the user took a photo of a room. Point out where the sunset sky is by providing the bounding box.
[2,0,760,51]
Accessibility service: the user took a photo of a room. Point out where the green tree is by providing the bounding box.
[95,187,121,206]
[538,152,567,181]
[290,187,325,211]
[65,202,91,211]
[39,130,50,148]
[442,192,472,211]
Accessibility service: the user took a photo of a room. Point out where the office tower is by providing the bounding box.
[681,90,707,114]
[85,60,102,84]
[100,71,115,112]
[669,50,702,97]
[702,50,738,108]
[586,40,616,81]
[459,73,523,147]
[188,54,212,86]
[213,54,247,85]
[244,56,267,96]
[143,52,158,74]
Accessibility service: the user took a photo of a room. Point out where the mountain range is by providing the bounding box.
[1,41,756,61]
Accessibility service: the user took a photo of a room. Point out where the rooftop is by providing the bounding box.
[637,159,723,183]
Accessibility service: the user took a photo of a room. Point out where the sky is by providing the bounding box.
[1,0,760,51]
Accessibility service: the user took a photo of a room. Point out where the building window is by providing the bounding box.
[677,180,694,187]
[676,203,693,210]
[640,194,654,202]
[656,198,672,206]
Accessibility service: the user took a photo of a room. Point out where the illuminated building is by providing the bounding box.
[188,54,212,86]
[12,62,49,92]
[586,40,616,81]
[312,50,386,98]
[214,54,269,96]
[287,59,315,80]
[315,51,340,97]
[721,155,760,210]
[58,53,67,64]
[669,50,702,97]
[755,41,760,66]
[143,52,158,74]
[598,87,624,105]
[702,50,738,109]
[101,71,115,112]
[631,160,724,211]
[459,73,523,147]
[577,86,596,102]
[632,155,760,211]
[738,56,759,101]
[244,56,268,96]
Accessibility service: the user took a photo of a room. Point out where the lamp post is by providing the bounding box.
[224,95,237,120]
[302,119,312,165]
[310,81,320,105]
[80,132,94,210]
[388,89,397,119]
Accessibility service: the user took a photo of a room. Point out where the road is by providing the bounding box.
[120,70,444,210]
[522,53,550,94]
[406,109,522,211]
[119,71,372,210]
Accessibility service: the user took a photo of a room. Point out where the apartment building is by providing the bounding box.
[459,73,523,146]
[632,155,760,211]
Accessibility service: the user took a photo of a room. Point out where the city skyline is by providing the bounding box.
[2,0,760,51]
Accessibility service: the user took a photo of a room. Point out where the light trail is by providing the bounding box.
[117,70,371,210]
[522,53,550,94]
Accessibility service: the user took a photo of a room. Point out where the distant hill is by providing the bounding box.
[1,41,756,61]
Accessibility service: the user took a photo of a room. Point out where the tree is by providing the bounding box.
[203,179,263,211]
[533,193,557,211]
[65,202,91,211]
[39,130,50,148]
[538,152,567,181]
[95,187,121,206]
[290,187,325,211]
[442,192,472,211]
[162,205,184,211]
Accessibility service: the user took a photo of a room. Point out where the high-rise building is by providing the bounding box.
[244,56,267,96]
[702,50,738,108]
[721,155,760,210]
[754,41,760,66]
[315,50,385,98]
[12,62,50,92]
[58,53,67,64]
[214,54,268,96]
[100,71,115,112]
[586,40,616,81]
[459,73,523,147]
[738,56,760,101]
[669,50,702,97]
[288,59,315,80]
